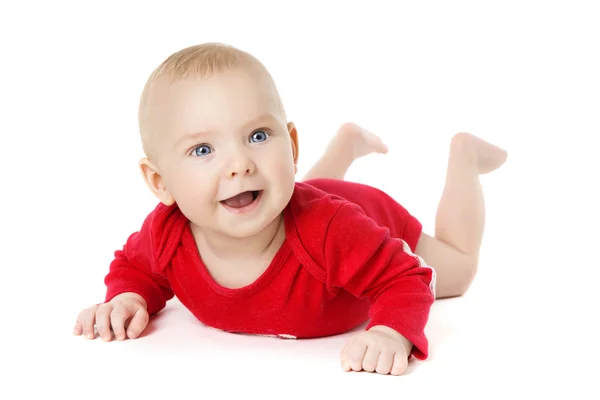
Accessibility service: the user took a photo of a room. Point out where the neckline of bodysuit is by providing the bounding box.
[183,206,295,298]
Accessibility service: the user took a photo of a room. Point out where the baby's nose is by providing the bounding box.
[229,167,252,177]
[226,157,255,178]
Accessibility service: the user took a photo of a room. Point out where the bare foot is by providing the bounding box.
[450,132,508,174]
[332,122,389,160]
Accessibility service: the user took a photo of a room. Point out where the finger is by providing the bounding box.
[82,306,99,339]
[347,339,368,372]
[339,340,354,371]
[73,320,82,335]
[73,309,86,335]
[126,307,149,339]
[95,304,114,342]
[391,352,409,376]
[375,349,394,375]
[110,303,131,341]
[361,345,380,373]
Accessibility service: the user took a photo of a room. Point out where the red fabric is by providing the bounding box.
[104,179,435,359]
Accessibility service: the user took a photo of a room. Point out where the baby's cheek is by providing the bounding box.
[271,169,295,203]
[170,176,216,216]
[273,154,296,182]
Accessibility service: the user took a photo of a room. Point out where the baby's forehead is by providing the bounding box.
[141,67,286,146]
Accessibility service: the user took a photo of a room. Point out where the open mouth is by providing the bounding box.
[220,190,262,210]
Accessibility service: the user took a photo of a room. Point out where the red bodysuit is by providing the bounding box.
[104,179,436,359]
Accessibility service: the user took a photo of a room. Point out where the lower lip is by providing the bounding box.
[220,190,263,214]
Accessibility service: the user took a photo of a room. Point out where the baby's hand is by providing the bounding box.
[340,325,412,376]
[73,292,149,341]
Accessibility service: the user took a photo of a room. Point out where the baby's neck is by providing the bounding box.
[193,214,285,261]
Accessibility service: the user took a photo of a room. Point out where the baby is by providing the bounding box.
[73,43,507,376]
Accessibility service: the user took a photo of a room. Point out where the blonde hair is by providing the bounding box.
[138,43,279,158]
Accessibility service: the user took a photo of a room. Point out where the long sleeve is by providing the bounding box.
[104,205,179,315]
[322,203,436,360]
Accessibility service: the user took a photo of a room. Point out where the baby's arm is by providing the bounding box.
[323,203,435,374]
[73,206,175,341]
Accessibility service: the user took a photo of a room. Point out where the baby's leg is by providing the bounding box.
[416,133,507,298]
[302,122,388,181]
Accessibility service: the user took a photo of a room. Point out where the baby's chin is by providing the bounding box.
[224,208,286,239]
[186,207,286,240]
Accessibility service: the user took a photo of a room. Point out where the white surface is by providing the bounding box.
[1,1,599,398]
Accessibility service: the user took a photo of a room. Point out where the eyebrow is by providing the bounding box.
[242,112,280,131]
[175,112,281,149]
[175,129,213,150]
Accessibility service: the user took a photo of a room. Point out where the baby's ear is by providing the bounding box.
[287,121,299,169]
[139,157,175,206]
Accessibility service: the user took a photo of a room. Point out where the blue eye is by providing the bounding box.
[192,145,212,157]
[250,130,269,143]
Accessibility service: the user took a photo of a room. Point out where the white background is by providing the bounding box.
[1,0,599,398]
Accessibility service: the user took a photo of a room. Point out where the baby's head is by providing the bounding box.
[137,43,299,238]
